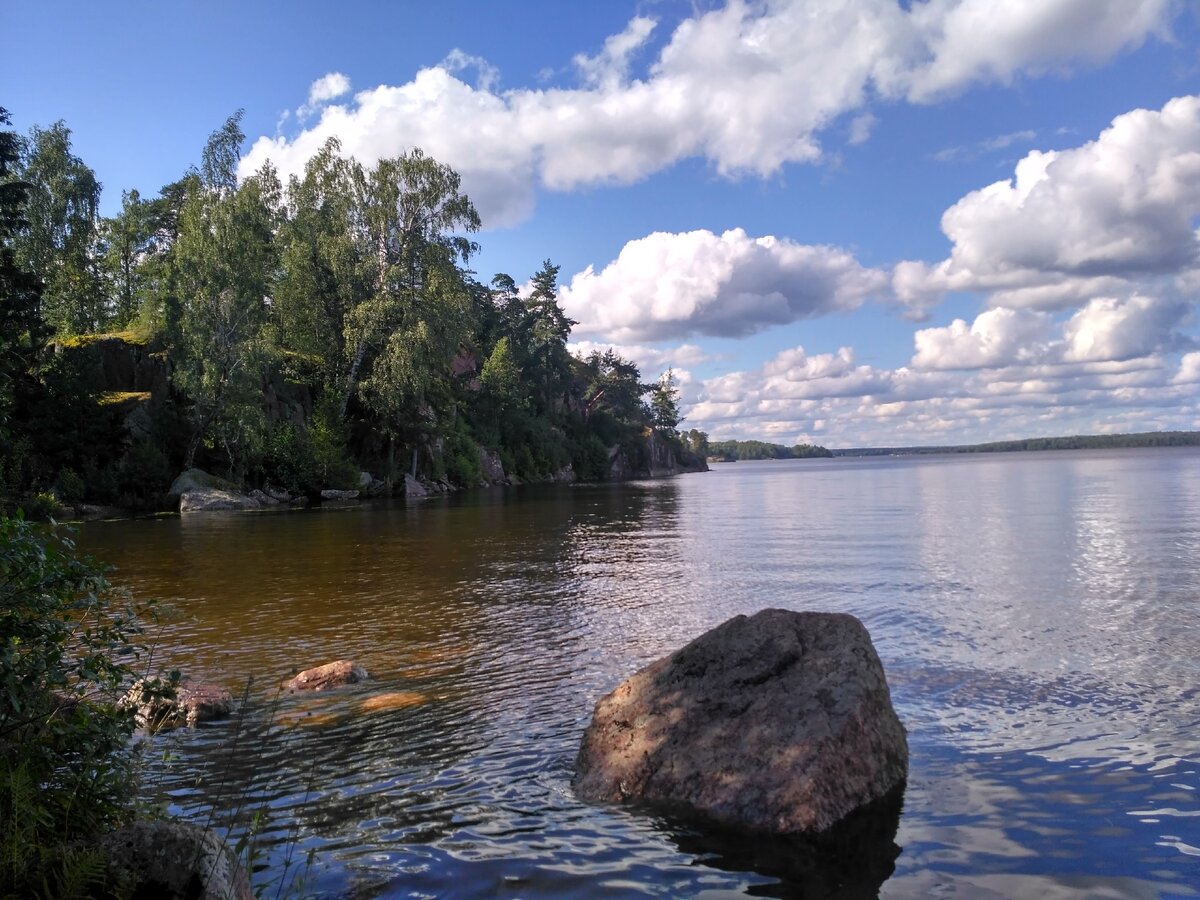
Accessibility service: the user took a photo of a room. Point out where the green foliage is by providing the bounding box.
[708,439,833,460]
[571,432,610,481]
[13,120,106,335]
[115,439,173,508]
[54,468,84,504]
[263,422,321,495]
[0,514,168,897]
[649,369,682,432]
[442,421,481,488]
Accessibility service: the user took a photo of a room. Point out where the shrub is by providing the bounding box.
[54,468,85,505]
[443,424,482,488]
[0,514,170,897]
[116,440,173,508]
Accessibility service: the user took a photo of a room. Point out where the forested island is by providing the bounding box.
[831,431,1200,457]
[0,109,705,516]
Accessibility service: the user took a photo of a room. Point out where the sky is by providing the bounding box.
[4,0,1200,448]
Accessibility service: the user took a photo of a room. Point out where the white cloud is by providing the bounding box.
[559,229,889,342]
[683,302,1199,447]
[910,295,1192,371]
[901,95,1200,312]
[848,113,877,146]
[573,16,656,88]
[901,0,1175,101]
[912,307,1055,370]
[1062,294,1191,362]
[1173,352,1200,384]
[933,128,1037,162]
[298,72,351,120]
[242,1,1179,227]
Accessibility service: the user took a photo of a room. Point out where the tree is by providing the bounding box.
[171,113,279,471]
[101,189,157,327]
[524,260,575,411]
[14,121,105,334]
[650,369,682,432]
[684,428,709,457]
[0,109,47,415]
[343,147,480,427]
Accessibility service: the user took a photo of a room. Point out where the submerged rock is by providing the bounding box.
[102,819,252,900]
[281,659,370,693]
[124,679,234,730]
[573,608,908,835]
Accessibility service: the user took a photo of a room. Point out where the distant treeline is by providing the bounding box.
[708,440,833,461]
[832,431,1200,457]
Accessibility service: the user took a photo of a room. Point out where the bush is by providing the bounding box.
[443,424,482,488]
[572,433,610,481]
[116,440,173,508]
[0,514,170,897]
[54,468,85,505]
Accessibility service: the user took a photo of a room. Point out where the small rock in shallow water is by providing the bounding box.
[123,679,234,730]
[281,659,369,693]
[361,690,428,713]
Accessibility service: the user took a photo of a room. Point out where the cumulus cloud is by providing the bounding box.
[1062,294,1192,362]
[901,0,1174,101]
[559,229,889,342]
[912,307,1055,370]
[898,95,1200,312]
[910,295,1191,371]
[686,338,1200,447]
[241,0,1178,226]
[297,72,351,120]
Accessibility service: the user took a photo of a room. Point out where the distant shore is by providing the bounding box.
[829,430,1200,457]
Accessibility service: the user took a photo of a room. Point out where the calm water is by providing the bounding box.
[83,448,1200,898]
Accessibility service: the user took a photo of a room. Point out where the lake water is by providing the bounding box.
[82,448,1200,898]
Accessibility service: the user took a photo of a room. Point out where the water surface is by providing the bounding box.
[84,448,1200,897]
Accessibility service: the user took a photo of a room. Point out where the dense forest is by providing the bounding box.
[704,439,832,461]
[832,431,1200,456]
[0,108,705,514]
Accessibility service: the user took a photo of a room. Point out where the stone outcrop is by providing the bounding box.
[179,488,264,513]
[320,488,360,501]
[169,468,238,498]
[403,474,429,499]
[281,659,369,693]
[124,679,234,730]
[573,609,908,835]
[478,446,506,484]
[102,820,252,900]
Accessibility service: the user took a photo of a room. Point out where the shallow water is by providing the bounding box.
[83,447,1200,897]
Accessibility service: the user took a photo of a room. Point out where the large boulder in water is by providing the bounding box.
[573,608,908,835]
[102,819,252,899]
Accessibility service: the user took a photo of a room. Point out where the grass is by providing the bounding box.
[98,391,152,407]
[58,327,154,349]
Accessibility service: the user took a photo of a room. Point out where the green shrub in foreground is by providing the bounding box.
[0,513,167,898]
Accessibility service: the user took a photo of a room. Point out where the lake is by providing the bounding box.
[82,447,1200,898]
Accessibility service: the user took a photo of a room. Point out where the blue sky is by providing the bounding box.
[5,0,1200,447]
